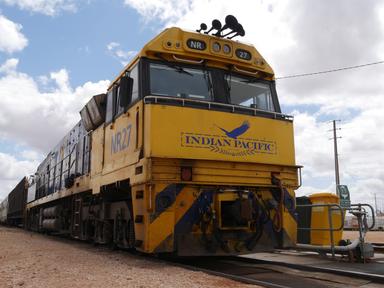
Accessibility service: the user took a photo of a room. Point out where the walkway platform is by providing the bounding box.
[242,250,384,281]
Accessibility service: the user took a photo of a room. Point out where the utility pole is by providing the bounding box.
[331,120,341,189]
[374,193,378,216]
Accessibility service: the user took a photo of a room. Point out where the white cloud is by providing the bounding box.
[124,0,192,24]
[0,58,110,152]
[0,58,19,73]
[0,152,39,200]
[0,0,77,16]
[107,41,136,66]
[293,112,334,179]
[0,152,38,180]
[20,149,41,161]
[107,42,119,51]
[293,108,384,207]
[123,0,294,55]
[50,68,71,93]
[0,15,28,53]
[123,0,384,208]
[0,58,110,200]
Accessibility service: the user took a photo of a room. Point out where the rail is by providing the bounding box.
[296,203,344,257]
[143,95,294,120]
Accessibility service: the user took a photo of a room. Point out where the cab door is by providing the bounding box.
[103,64,143,178]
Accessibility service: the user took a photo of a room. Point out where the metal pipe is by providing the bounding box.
[296,237,361,252]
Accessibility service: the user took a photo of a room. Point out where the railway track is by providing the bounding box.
[168,255,384,288]
[7,226,384,287]
[53,231,384,287]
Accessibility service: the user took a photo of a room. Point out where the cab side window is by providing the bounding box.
[130,65,139,102]
[115,85,125,116]
[105,89,114,123]
[105,63,139,123]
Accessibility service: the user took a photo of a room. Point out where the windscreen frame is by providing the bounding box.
[141,58,281,113]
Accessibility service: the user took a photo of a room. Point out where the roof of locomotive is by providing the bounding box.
[109,27,275,89]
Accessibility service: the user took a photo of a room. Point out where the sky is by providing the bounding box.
[0,0,383,211]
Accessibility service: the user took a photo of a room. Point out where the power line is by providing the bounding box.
[276,60,384,80]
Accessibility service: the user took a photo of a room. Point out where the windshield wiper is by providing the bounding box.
[154,53,193,76]
[240,78,259,83]
[203,69,213,97]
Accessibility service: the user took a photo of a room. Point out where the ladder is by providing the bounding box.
[72,197,82,239]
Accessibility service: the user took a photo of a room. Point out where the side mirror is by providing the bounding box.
[119,76,133,107]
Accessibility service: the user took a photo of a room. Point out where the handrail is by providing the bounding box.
[143,95,294,120]
[296,202,344,258]
[297,167,303,188]
[296,202,375,261]
[296,203,345,231]
[348,203,376,230]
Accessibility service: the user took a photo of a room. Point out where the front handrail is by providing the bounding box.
[296,203,345,258]
[143,95,294,120]
[297,167,303,188]
[296,203,345,231]
[348,203,376,230]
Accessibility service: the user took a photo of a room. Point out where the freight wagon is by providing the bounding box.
[0,197,8,224]
[7,177,28,227]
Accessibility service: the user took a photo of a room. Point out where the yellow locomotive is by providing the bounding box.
[25,16,301,256]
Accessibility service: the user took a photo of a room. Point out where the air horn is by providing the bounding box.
[215,15,238,37]
[204,19,222,35]
[227,24,245,39]
[196,15,245,39]
[196,23,207,33]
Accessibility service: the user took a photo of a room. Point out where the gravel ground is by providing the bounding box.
[0,226,256,288]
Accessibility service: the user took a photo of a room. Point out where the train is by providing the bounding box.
[0,16,301,256]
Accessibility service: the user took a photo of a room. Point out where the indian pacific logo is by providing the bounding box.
[216,121,250,139]
[181,121,276,156]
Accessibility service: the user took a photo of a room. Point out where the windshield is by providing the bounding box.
[226,76,275,112]
[148,62,277,113]
[150,63,212,100]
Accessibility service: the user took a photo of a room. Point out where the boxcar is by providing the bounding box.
[0,197,8,224]
[7,177,28,226]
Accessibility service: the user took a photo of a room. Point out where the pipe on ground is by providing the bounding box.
[295,238,360,252]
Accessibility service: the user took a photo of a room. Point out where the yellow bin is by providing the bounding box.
[309,193,343,246]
